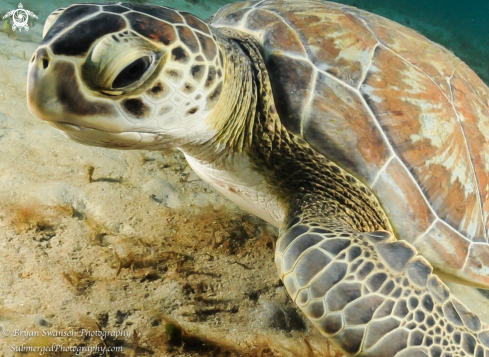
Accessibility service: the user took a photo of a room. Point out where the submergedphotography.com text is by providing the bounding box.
[4,327,130,355]
[10,343,122,356]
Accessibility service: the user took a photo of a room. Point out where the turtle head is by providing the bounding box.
[27,3,225,151]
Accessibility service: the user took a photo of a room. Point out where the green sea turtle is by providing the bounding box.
[26,0,489,355]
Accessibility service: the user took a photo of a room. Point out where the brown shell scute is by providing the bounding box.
[211,0,489,283]
[276,9,378,88]
[245,8,306,57]
[373,158,435,244]
[362,46,484,240]
[451,71,489,236]
[347,6,458,99]
[304,70,391,185]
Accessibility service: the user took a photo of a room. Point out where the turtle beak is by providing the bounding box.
[26,47,56,121]
[26,47,128,133]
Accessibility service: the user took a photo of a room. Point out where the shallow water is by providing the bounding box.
[1,0,489,356]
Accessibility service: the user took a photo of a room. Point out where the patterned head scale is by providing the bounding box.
[27,3,225,149]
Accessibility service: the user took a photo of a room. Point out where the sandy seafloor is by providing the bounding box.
[1,0,489,356]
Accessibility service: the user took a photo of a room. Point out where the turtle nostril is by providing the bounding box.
[42,58,49,70]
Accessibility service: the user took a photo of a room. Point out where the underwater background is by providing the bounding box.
[1,0,489,83]
[1,1,489,356]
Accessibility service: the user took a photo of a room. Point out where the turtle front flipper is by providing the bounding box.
[276,215,489,356]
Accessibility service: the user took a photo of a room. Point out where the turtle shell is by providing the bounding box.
[210,0,489,285]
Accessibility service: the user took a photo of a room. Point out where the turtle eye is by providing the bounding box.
[112,56,151,89]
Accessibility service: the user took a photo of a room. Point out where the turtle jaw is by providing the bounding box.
[51,122,181,150]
